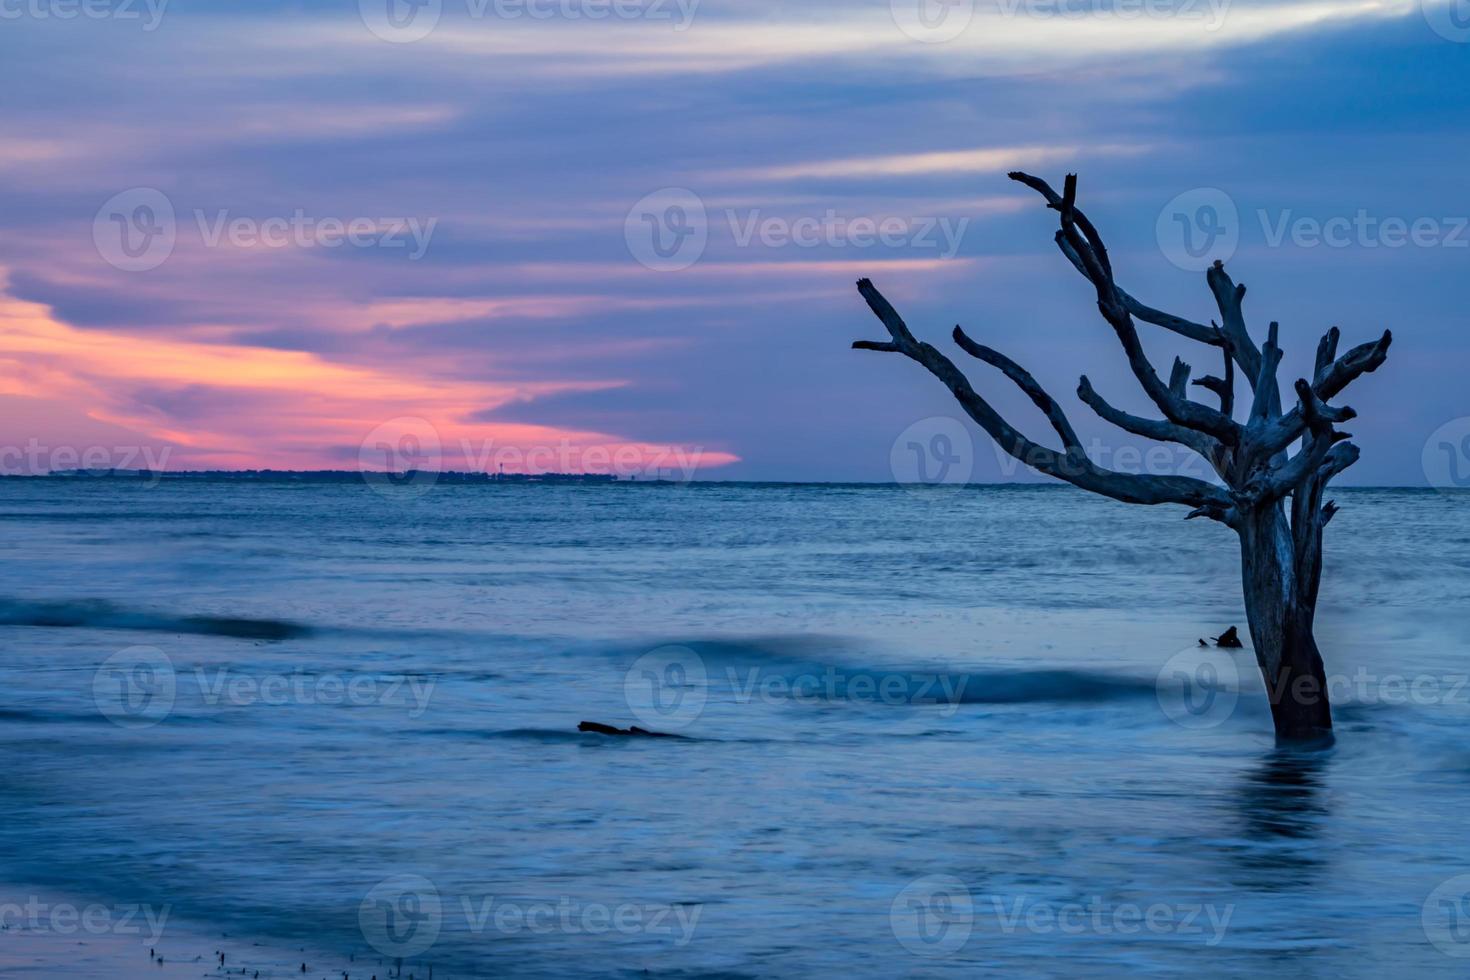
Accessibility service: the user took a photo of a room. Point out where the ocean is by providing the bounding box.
[1,480,1468,977]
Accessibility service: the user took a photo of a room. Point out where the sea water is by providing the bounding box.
[1,480,1468,977]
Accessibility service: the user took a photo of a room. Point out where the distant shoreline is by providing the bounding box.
[0,472,1431,489]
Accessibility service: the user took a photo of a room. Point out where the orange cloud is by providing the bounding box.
[0,270,737,476]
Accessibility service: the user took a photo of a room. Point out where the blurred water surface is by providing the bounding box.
[1,481,1468,977]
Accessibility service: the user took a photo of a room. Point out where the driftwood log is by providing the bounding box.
[855,172,1390,742]
[578,721,681,738]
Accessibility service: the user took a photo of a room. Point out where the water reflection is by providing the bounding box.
[1224,747,1333,887]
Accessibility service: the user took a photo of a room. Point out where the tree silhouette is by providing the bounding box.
[854,172,1391,742]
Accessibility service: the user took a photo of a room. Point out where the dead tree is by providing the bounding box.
[854,172,1391,743]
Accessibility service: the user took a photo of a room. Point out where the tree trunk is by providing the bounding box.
[1238,507,1334,743]
[856,172,1391,741]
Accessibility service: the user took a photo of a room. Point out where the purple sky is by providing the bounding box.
[0,0,1466,483]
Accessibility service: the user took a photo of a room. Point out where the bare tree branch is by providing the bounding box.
[1255,329,1393,458]
[1206,260,1265,390]
[1010,172,1240,443]
[951,325,1082,452]
[1191,338,1237,418]
[1319,441,1361,482]
[852,171,1395,741]
[1248,321,1283,426]
[1316,329,1394,398]
[852,278,1232,509]
[1295,378,1357,429]
[1314,326,1340,381]
[1076,375,1220,462]
[1008,171,1225,348]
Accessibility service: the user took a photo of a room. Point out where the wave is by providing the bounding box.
[0,707,111,726]
[601,637,1158,706]
[412,726,710,744]
[0,598,310,640]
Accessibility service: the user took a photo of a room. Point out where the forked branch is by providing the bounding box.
[852,278,1231,511]
[855,172,1390,527]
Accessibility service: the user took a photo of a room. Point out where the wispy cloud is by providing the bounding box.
[725,144,1146,181]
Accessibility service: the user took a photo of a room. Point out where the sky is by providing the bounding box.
[0,0,1466,483]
